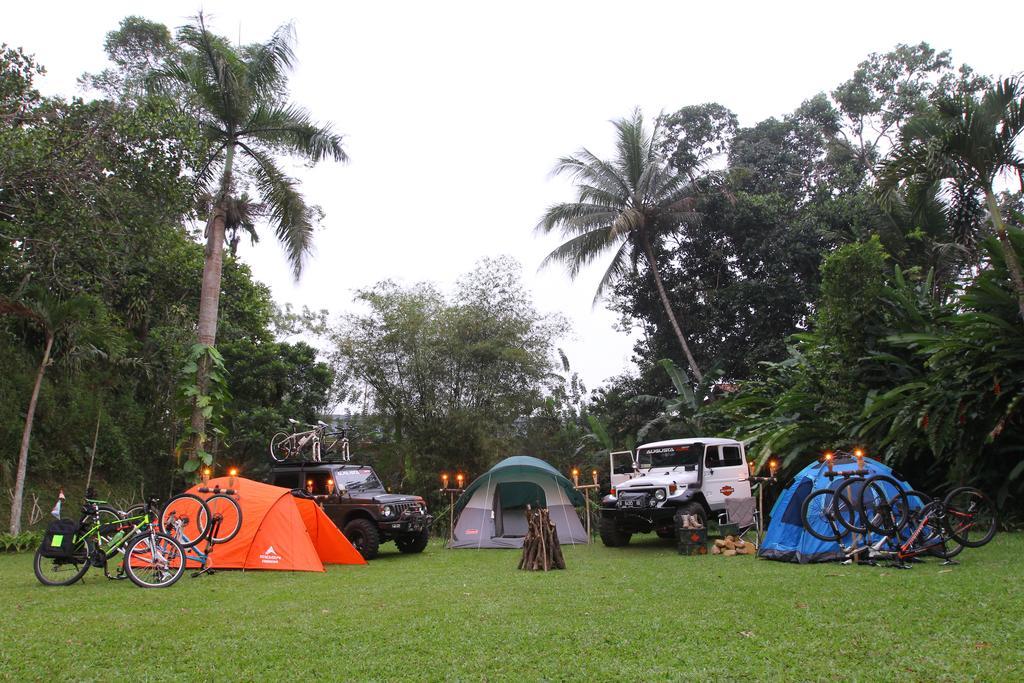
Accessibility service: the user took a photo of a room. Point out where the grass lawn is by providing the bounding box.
[1,533,1022,680]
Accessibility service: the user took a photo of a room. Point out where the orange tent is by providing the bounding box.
[184,476,366,571]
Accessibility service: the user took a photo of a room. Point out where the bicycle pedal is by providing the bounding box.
[941,559,960,566]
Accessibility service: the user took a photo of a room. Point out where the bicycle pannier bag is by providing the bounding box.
[40,519,79,559]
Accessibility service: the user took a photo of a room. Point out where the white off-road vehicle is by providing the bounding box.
[599,438,753,546]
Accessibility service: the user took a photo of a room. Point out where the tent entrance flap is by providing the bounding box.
[494,481,545,538]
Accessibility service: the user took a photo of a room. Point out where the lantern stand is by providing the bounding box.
[746,458,779,548]
[571,469,601,544]
[819,449,871,561]
[439,473,465,549]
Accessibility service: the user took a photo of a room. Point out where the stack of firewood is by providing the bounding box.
[710,535,756,556]
[518,505,566,571]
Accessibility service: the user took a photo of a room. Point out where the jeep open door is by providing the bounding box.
[609,450,654,487]
[609,451,635,488]
[701,443,752,512]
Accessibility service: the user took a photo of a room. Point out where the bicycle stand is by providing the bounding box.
[190,514,223,579]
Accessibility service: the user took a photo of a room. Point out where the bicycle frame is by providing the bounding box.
[69,501,159,578]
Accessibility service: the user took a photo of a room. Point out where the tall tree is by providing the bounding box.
[1,292,110,533]
[878,76,1024,319]
[149,14,348,469]
[537,110,705,382]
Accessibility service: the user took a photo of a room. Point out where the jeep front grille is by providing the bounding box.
[393,502,423,516]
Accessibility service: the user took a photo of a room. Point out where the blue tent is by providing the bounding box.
[759,455,911,563]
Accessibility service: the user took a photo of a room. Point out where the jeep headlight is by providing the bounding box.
[654,488,667,501]
[382,505,394,518]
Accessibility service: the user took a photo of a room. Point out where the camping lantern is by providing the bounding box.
[228,467,238,487]
[854,448,865,470]
[824,451,834,474]
[202,467,211,484]
[571,468,580,487]
[769,458,778,478]
[441,473,449,490]
[456,473,465,489]
[592,469,598,486]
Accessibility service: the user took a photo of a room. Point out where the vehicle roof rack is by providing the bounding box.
[270,459,366,467]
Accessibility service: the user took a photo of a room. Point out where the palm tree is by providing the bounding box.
[878,76,1024,319]
[0,291,106,534]
[537,110,705,381]
[150,14,347,463]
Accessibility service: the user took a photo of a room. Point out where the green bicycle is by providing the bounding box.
[34,495,186,589]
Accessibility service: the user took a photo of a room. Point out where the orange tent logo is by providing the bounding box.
[259,546,282,564]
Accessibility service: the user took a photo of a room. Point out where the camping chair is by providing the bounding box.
[723,497,758,547]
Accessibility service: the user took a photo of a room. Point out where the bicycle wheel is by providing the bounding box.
[943,487,997,548]
[270,432,293,462]
[96,505,122,526]
[159,494,210,548]
[206,494,242,544]
[859,475,909,536]
[121,503,147,519]
[899,491,963,559]
[832,477,866,534]
[123,532,185,588]
[801,488,845,542]
[33,540,92,586]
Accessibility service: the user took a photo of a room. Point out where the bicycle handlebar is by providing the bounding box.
[197,485,237,495]
[823,468,870,479]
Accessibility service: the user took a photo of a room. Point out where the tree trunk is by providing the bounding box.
[187,145,234,460]
[85,405,102,491]
[985,191,1024,321]
[639,231,704,382]
[9,333,53,534]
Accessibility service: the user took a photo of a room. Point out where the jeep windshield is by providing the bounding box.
[639,444,703,469]
[334,467,384,492]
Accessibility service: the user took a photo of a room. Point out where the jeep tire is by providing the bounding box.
[599,516,632,547]
[344,518,381,560]
[395,529,429,554]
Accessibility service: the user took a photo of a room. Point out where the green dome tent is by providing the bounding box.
[449,456,587,549]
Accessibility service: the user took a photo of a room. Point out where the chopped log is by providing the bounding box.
[713,539,728,548]
[722,549,737,557]
[518,505,566,571]
[711,544,722,555]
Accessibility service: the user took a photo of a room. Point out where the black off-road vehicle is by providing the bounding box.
[269,462,432,560]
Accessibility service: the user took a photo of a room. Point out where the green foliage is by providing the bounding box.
[537,108,706,380]
[148,12,347,278]
[333,257,569,488]
[859,231,1024,504]
[0,531,42,553]
[220,337,334,476]
[175,344,231,475]
[1,39,335,508]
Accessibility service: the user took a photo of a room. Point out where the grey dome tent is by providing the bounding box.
[449,456,588,549]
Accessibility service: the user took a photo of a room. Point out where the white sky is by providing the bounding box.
[6,0,1022,390]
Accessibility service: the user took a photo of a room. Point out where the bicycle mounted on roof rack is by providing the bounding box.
[269,419,353,463]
